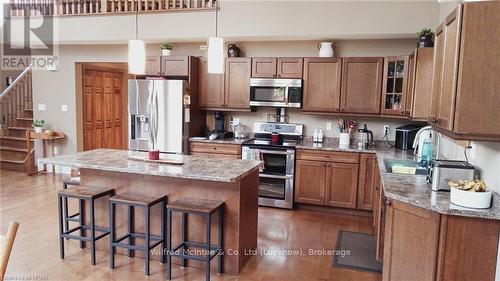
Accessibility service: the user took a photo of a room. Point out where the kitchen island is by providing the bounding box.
[39,149,262,275]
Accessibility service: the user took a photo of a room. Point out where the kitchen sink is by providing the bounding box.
[384,159,428,175]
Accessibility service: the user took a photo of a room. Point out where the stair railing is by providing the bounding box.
[0,65,33,132]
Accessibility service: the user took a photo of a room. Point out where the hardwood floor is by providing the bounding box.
[0,169,381,281]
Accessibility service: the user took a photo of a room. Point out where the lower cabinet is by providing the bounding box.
[295,150,376,211]
[382,200,441,281]
[188,142,242,159]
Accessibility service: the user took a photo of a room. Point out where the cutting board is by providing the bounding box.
[127,155,184,165]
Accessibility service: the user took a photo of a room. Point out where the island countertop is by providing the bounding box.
[38,148,262,183]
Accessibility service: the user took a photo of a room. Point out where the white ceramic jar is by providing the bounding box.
[318,42,334,57]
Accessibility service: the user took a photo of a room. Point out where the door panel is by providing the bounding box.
[161,56,189,76]
[357,153,377,211]
[199,58,225,108]
[251,58,277,78]
[154,80,184,153]
[341,57,383,114]
[430,24,445,123]
[294,160,326,205]
[225,58,251,109]
[277,58,303,78]
[325,162,358,208]
[302,58,342,112]
[145,56,161,75]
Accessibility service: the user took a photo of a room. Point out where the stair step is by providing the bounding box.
[8,126,33,131]
[24,109,33,111]
[0,158,24,164]
[15,117,34,127]
[7,127,32,137]
[0,145,28,152]
[0,136,30,148]
[0,136,27,141]
[0,160,26,171]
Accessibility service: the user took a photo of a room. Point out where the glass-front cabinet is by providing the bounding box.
[381,56,408,115]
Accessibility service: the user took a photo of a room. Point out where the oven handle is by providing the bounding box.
[257,149,293,155]
[259,173,293,180]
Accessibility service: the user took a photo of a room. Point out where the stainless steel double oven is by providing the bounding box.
[242,122,303,209]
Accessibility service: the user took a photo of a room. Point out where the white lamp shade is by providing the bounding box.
[128,39,146,75]
[208,37,224,74]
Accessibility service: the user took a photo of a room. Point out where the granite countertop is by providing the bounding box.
[296,137,377,153]
[375,148,500,220]
[189,136,253,145]
[38,149,262,183]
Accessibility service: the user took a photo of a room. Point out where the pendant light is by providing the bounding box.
[128,0,145,74]
[207,0,224,74]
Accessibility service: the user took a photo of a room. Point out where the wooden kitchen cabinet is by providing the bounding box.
[145,56,161,75]
[405,48,434,120]
[381,56,409,116]
[324,162,359,208]
[340,57,383,114]
[382,200,441,281]
[188,141,242,159]
[430,2,500,141]
[357,153,377,211]
[251,57,303,78]
[302,58,342,113]
[373,165,384,262]
[295,160,327,205]
[198,58,225,108]
[225,58,251,110]
[161,56,190,76]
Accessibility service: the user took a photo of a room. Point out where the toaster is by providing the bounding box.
[427,159,475,191]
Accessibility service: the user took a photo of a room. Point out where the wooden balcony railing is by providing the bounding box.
[0,65,33,129]
[8,0,216,17]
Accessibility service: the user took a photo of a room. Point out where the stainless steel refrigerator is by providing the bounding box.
[128,79,199,154]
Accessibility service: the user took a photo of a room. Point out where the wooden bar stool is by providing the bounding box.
[109,192,168,276]
[57,185,115,265]
[167,198,224,281]
[62,177,80,238]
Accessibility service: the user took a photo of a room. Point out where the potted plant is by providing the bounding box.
[32,120,46,133]
[417,28,434,47]
[161,42,173,56]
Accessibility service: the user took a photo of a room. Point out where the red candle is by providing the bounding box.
[149,149,160,160]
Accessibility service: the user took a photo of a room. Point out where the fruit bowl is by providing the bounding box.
[450,187,492,209]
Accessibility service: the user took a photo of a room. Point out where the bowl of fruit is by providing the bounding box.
[448,179,492,209]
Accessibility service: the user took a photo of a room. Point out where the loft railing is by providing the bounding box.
[8,0,216,16]
[0,65,33,130]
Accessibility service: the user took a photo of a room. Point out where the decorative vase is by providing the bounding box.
[417,36,434,48]
[227,44,240,57]
[318,42,334,57]
[34,127,43,133]
[149,149,160,160]
[162,49,172,56]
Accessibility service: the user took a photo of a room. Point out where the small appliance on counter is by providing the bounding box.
[357,124,374,148]
[395,124,423,150]
[426,159,475,191]
[208,111,234,140]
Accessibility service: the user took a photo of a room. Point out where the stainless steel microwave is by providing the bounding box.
[249,78,302,108]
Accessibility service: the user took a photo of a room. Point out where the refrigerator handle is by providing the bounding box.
[130,114,136,140]
[147,83,156,150]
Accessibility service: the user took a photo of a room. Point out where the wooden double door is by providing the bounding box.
[83,66,124,151]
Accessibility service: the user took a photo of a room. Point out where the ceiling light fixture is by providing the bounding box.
[128,0,145,75]
[207,0,224,74]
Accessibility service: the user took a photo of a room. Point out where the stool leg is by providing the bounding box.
[144,206,150,276]
[167,209,172,280]
[109,202,115,269]
[217,209,222,274]
[205,213,211,281]
[128,205,135,258]
[78,199,84,249]
[181,212,187,268]
[58,195,65,259]
[90,198,96,266]
[63,183,69,239]
[160,201,166,264]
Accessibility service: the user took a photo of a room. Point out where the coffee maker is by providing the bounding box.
[209,111,233,139]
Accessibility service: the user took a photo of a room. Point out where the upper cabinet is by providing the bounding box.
[144,56,191,76]
[340,57,383,114]
[198,58,225,109]
[251,57,303,78]
[430,2,500,141]
[406,48,434,121]
[381,56,408,116]
[225,57,252,110]
[302,57,342,112]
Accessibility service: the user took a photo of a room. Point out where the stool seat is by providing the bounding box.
[58,185,114,199]
[167,198,224,214]
[110,192,168,207]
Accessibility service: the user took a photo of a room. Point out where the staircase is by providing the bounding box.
[0,65,34,172]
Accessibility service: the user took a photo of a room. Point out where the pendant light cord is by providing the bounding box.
[135,0,139,39]
[215,0,218,37]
